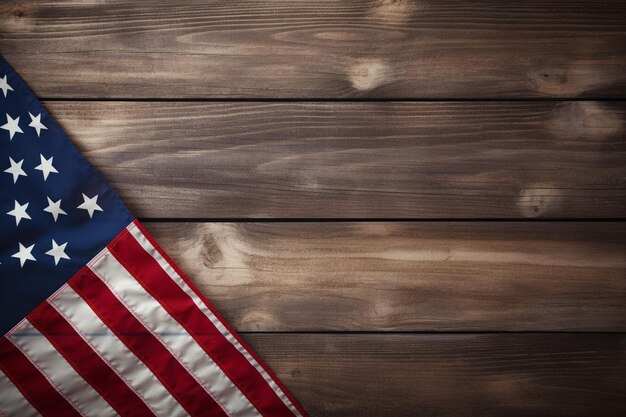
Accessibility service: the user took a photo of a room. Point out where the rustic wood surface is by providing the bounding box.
[0,0,625,98]
[144,221,626,332]
[244,333,626,417]
[3,0,625,415]
[46,101,626,219]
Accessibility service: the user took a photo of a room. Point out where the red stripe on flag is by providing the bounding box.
[0,337,80,417]
[69,267,229,417]
[28,301,157,417]
[110,228,297,417]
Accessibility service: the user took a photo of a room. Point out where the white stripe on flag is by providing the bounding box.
[49,286,188,417]
[127,223,303,417]
[0,370,41,417]
[89,249,261,417]
[9,321,116,417]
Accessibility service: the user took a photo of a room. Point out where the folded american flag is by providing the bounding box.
[0,56,306,417]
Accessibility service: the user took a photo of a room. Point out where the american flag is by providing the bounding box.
[0,55,306,417]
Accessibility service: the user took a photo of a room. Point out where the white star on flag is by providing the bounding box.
[77,193,103,218]
[1,113,23,140]
[43,197,67,222]
[12,242,36,267]
[0,75,13,98]
[4,157,27,183]
[28,112,48,137]
[45,239,70,265]
[34,154,58,180]
[7,200,31,226]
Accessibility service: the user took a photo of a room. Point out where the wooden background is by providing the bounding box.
[2,0,625,415]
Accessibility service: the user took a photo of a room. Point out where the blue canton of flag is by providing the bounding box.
[0,56,133,334]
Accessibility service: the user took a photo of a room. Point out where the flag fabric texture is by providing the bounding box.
[0,55,306,417]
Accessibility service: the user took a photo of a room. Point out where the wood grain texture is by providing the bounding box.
[46,101,626,218]
[246,333,626,417]
[1,0,625,98]
[144,221,626,332]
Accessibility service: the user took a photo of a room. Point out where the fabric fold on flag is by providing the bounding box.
[0,55,307,417]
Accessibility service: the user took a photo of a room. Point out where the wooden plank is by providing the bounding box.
[144,221,626,332]
[1,0,625,98]
[47,101,626,218]
[245,333,626,417]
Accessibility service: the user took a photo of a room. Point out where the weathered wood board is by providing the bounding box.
[1,0,625,98]
[45,101,626,219]
[145,221,626,332]
[245,333,626,417]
